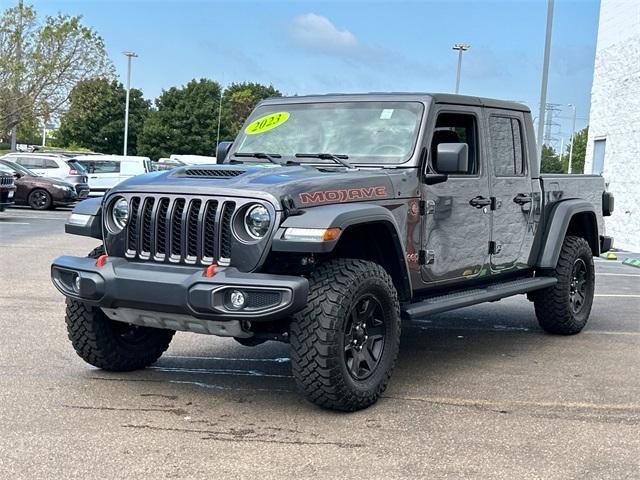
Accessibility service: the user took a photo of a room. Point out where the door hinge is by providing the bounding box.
[490,196,498,210]
[488,241,502,255]
[419,200,426,216]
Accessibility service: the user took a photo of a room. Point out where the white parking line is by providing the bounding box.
[0,222,30,225]
[597,273,640,277]
[595,294,640,298]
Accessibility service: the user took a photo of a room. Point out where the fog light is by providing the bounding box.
[74,275,81,292]
[229,290,247,310]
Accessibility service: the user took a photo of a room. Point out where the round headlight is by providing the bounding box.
[244,204,270,239]
[111,197,129,231]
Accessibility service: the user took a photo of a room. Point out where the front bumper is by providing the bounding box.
[0,187,16,210]
[51,256,309,324]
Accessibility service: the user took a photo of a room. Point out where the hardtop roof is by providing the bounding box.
[259,92,529,113]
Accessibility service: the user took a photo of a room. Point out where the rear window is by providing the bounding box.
[489,116,525,176]
[77,160,120,174]
[67,160,87,174]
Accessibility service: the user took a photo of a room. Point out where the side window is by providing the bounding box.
[44,159,59,169]
[92,161,120,173]
[489,116,524,176]
[430,112,478,175]
[17,157,44,169]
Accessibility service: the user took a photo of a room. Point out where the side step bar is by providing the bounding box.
[403,277,557,320]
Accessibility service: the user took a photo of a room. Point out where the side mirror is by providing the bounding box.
[436,143,469,174]
[216,141,233,164]
[12,171,22,179]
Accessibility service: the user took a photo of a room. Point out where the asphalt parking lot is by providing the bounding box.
[1,206,639,479]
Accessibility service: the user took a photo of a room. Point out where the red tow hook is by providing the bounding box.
[95,254,108,267]
[204,264,218,278]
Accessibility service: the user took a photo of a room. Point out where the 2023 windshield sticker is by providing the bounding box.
[245,112,290,135]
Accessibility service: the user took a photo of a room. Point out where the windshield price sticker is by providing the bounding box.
[245,112,290,135]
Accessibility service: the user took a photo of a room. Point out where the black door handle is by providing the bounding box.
[513,193,532,205]
[469,196,491,208]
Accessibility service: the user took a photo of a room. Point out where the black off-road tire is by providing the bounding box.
[64,245,175,371]
[533,236,595,335]
[290,259,401,411]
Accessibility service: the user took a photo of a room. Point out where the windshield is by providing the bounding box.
[232,101,424,165]
[0,160,34,176]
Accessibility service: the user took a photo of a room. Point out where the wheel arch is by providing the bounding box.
[536,199,599,269]
[272,203,412,301]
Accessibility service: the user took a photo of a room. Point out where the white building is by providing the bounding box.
[585,0,640,252]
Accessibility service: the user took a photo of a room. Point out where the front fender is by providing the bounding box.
[536,199,599,268]
[65,197,103,239]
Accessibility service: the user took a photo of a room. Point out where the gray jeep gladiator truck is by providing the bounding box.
[51,93,614,411]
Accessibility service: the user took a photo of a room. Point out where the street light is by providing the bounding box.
[567,103,577,174]
[537,0,555,160]
[123,51,138,156]
[452,43,470,94]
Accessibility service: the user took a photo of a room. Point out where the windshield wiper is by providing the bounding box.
[295,153,354,169]
[233,152,283,165]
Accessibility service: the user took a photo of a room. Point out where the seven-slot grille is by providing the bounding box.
[123,195,237,265]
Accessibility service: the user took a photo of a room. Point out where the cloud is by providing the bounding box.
[289,13,361,57]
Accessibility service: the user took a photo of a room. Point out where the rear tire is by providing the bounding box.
[533,236,595,335]
[64,244,174,371]
[289,259,401,411]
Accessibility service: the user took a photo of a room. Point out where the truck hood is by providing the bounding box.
[111,163,419,210]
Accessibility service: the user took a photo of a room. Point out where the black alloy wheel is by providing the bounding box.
[343,295,387,380]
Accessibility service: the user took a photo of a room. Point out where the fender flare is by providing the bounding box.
[65,197,103,239]
[536,199,599,268]
[272,203,412,295]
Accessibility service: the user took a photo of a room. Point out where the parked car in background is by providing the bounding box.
[150,161,181,172]
[0,160,89,210]
[1,153,89,196]
[72,155,152,196]
[0,171,16,211]
[169,154,217,165]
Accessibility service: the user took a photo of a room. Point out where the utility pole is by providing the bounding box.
[567,103,577,174]
[537,0,555,160]
[11,0,24,152]
[543,103,561,151]
[452,43,471,94]
[122,51,138,156]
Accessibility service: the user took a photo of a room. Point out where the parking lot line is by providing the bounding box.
[597,273,640,277]
[595,294,640,298]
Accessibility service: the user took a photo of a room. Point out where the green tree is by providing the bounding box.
[137,79,222,160]
[540,144,566,173]
[56,78,150,154]
[0,1,113,150]
[560,126,588,174]
[220,82,281,139]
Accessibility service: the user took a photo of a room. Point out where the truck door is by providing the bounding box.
[421,106,492,284]
[485,110,534,273]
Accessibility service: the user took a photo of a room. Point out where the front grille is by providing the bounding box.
[0,176,13,186]
[124,195,237,265]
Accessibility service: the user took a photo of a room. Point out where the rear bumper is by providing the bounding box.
[50,256,309,323]
[600,235,613,253]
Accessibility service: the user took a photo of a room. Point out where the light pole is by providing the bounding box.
[537,0,555,160]
[123,51,138,156]
[452,43,470,94]
[567,103,577,174]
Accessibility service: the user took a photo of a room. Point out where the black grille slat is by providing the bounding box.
[186,200,201,261]
[220,202,236,259]
[202,200,218,261]
[127,197,141,252]
[155,199,170,258]
[170,199,185,258]
[140,198,155,255]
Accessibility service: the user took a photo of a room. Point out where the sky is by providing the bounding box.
[20,0,601,150]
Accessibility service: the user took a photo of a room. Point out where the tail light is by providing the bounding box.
[69,169,80,175]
